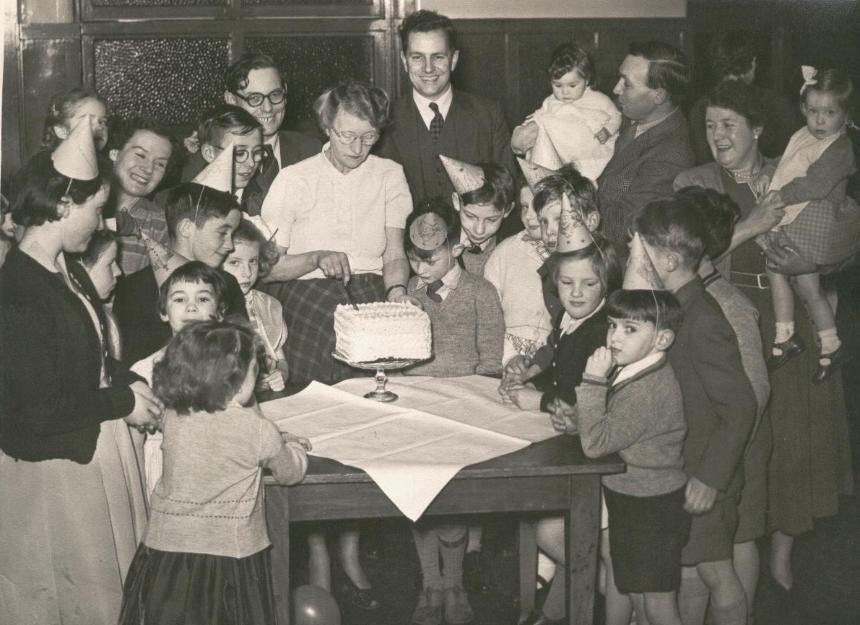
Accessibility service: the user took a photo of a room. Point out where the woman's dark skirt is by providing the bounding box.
[262,274,385,386]
[118,544,274,625]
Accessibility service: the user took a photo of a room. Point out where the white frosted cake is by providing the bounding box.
[334,302,432,363]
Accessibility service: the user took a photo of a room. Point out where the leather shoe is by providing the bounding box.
[412,587,444,625]
[767,334,806,371]
[443,585,474,624]
[340,578,381,611]
[814,346,847,384]
[463,551,492,594]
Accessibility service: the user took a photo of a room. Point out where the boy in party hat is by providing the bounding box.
[634,196,756,625]
[113,182,246,364]
[439,154,514,277]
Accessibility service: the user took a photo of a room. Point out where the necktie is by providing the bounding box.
[427,279,444,302]
[429,102,444,140]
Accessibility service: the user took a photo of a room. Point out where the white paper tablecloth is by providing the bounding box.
[261,376,558,520]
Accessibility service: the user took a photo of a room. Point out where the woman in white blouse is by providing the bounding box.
[260,79,412,613]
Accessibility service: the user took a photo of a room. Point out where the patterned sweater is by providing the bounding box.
[406,271,504,377]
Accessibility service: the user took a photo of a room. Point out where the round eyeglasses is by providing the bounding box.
[232,89,286,108]
[329,126,380,147]
[215,145,267,165]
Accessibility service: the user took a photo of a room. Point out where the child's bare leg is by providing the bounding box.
[412,524,443,590]
[338,529,372,588]
[767,270,795,350]
[308,531,331,590]
[770,531,794,590]
[794,272,840,356]
[643,591,683,625]
[678,567,709,625]
[732,541,759,622]
[601,528,634,625]
[696,560,746,625]
[535,516,566,620]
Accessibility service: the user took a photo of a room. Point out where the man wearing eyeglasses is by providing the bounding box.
[377,10,514,209]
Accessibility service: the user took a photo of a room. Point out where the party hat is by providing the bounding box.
[517,157,556,191]
[439,154,485,195]
[409,212,448,251]
[623,233,665,290]
[193,143,234,194]
[138,227,188,286]
[557,193,593,253]
[52,118,98,181]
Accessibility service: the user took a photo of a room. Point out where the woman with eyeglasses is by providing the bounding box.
[259,79,413,613]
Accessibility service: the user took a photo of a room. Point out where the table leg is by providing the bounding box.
[518,519,538,623]
[566,475,601,625]
[266,486,292,625]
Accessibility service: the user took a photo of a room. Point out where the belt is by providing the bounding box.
[730,270,769,290]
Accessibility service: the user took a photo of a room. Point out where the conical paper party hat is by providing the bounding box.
[624,233,665,290]
[138,228,188,286]
[52,118,98,181]
[409,212,448,251]
[439,154,485,195]
[517,157,556,191]
[557,193,593,253]
[193,143,234,194]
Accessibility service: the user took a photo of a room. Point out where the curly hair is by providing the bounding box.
[548,42,596,86]
[313,79,391,132]
[230,218,280,280]
[153,320,260,415]
[224,52,282,94]
[399,9,457,52]
[704,80,767,131]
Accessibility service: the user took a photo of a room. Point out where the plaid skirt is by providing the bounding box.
[262,274,385,386]
[774,196,860,265]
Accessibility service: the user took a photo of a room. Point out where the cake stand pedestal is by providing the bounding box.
[332,354,424,402]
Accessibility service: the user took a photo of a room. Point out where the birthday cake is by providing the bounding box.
[334,303,432,363]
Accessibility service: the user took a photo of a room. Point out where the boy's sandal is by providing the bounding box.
[412,587,444,625]
[813,346,848,384]
[443,585,474,625]
[767,334,806,371]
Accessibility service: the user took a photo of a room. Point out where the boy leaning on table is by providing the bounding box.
[401,197,504,625]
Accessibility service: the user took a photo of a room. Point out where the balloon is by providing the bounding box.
[293,584,342,625]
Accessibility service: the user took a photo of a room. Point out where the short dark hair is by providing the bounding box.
[635,196,707,268]
[606,289,684,333]
[709,31,756,82]
[198,104,262,147]
[12,150,111,228]
[548,42,596,86]
[153,320,260,414]
[674,186,740,260]
[41,87,108,151]
[162,182,240,240]
[225,52,282,94]
[404,196,459,259]
[313,79,390,132]
[78,229,118,268]
[231,218,281,280]
[803,67,856,117]
[533,164,598,219]
[628,41,689,104]
[157,261,229,319]
[459,163,515,212]
[551,232,622,295]
[399,9,458,52]
[704,80,767,131]
[108,117,178,186]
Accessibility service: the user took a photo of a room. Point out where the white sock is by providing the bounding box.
[818,328,841,356]
[774,322,794,345]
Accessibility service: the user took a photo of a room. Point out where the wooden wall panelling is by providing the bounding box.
[17,24,83,162]
[81,0,387,22]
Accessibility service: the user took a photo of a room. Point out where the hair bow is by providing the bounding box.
[800,65,818,95]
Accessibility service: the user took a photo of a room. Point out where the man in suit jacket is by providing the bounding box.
[377,10,514,207]
[598,41,694,246]
[183,53,321,192]
[114,183,247,365]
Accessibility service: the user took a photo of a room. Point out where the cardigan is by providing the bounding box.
[597,109,694,245]
[575,356,688,496]
[0,248,138,462]
[668,277,757,493]
[113,264,248,365]
[377,89,515,207]
[406,270,504,377]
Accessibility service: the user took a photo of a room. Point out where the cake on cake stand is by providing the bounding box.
[332,354,425,402]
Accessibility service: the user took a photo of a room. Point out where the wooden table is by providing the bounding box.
[265,434,624,625]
